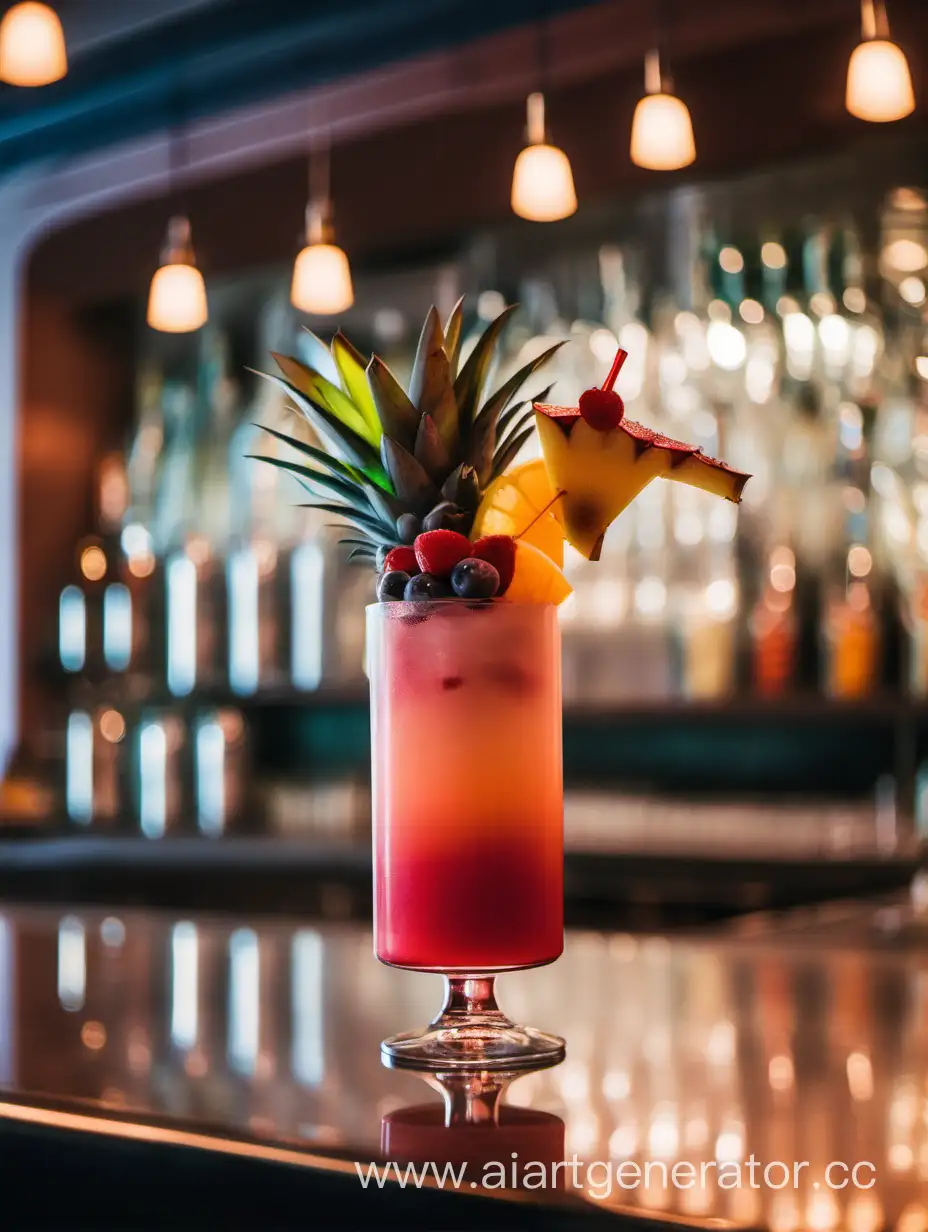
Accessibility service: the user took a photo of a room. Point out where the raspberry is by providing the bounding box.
[471,535,516,596]
[383,546,419,575]
[413,530,471,578]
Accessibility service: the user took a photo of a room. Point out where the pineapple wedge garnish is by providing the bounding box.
[534,348,750,560]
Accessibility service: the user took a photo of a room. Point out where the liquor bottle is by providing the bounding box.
[622,487,675,702]
[230,295,307,695]
[750,544,799,698]
[189,325,240,693]
[156,379,200,699]
[120,363,166,689]
[822,537,881,700]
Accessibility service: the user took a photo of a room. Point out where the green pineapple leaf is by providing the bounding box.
[253,423,367,487]
[529,380,555,407]
[247,453,374,512]
[469,344,563,484]
[380,436,440,515]
[346,545,377,563]
[453,303,518,430]
[339,536,379,550]
[252,371,391,493]
[272,352,377,448]
[443,294,465,372]
[441,463,480,512]
[409,306,458,453]
[361,480,404,530]
[473,344,564,433]
[367,356,420,453]
[496,406,535,452]
[413,412,451,484]
[331,331,381,443]
[490,425,534,482]
[298,500,397,543]
[497,381,554,436]
[258,423,395,498]
[495,398,527,437]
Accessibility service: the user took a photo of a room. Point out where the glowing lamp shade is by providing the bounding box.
[147,216,207,333]
[147,263,208,333]
[0,2,67,86]
[630,92,695,171]
[846,39,914,122]
[511,143,577,222]
[510,92,576,223]
[291,241,354,315]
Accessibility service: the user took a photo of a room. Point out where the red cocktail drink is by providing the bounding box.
[368,600,565,1067]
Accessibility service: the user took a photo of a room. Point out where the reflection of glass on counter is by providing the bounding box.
[381,1065,566,1192]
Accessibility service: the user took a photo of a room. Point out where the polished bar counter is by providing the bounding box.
[2,890,927,1229]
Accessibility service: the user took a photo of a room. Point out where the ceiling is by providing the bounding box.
[0,0,597,172]
[2,0,924,176]
[54,0,232,56]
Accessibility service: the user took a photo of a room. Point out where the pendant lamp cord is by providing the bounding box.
[167,76,189,218]
[536,0,551,93]
[308,97,332,231]
[656,0,672,92]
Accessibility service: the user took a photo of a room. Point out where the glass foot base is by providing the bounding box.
[381,975,566,1071]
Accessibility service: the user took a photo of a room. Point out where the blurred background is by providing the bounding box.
[0,0,927,914]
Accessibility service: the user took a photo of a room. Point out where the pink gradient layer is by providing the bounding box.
[368,602,564,972]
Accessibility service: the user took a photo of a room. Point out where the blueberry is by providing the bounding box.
[396,514,421,545]
[404,572,453,601]
[450,557,500,600]
[377,570,410,601]
[422,501,472,535]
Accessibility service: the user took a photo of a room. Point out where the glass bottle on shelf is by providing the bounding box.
[155,379,200,699]
[120,363,166,690]
[673,501,739,702]
[189,325,241,693]
[622,488,675,702]
[822,488,881,701]
[96,453,135,679]
[232,297,322,695]
[750,544,799,699]
[65,705,128,829]
[287,324,382,694]
[60,451,132,687]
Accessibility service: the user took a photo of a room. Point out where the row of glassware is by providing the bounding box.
[53,183,928,706]
[54,512,927,705]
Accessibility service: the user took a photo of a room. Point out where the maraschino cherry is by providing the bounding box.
[578,347,628,431]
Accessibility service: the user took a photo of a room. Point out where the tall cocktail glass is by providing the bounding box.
[367,600,565,1068]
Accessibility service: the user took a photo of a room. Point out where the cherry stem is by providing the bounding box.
[516,489,565,540]
[602,348,629,393]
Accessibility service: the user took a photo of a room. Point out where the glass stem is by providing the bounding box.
[438,1072,507,1127]
[428,975,502,1025]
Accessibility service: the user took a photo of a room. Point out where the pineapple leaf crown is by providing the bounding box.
[249,298,562,561]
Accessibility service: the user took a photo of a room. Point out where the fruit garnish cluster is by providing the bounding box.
[253,300,750,606]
